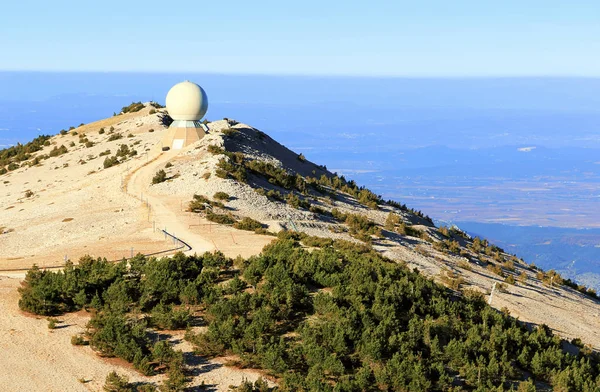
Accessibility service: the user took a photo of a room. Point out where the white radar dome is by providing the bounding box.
[165,81,208,121]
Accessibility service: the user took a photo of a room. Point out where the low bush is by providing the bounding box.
[121,102,145,114]
[103,156,119,169]
[233,217,264,231]
[213,191,229,201]
[207,145,225,155]
[71,335,88,346]
[206,211,235,225]
[222,128,238,136]
[108,133,123,142]
[188,194,211,212]
[487,263,505,277]
[152,169,167,184]
[47,317,58,329]
[48,145,68,157]
[505,275,516,285]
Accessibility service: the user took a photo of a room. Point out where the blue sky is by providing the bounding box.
[2,0,599,76]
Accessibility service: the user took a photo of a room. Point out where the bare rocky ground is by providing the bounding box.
[2,104,600,390]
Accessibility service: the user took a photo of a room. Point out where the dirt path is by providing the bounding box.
[123,146,215,256]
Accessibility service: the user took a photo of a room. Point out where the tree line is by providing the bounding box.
[18,233,600,391]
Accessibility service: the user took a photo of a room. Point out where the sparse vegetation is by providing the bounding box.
[222,128,238,136]
[213,191,229,201]
[505,274,516,285]
[108,133,123,142]
[121,102,145,114]
[216,157,247,182]
[47,317,58,329]
[188,194,210,212]
[103,156,119,169]
[48,145,68,157]
[152,169,167,184]
[205,211,235,225]
[233,217,264,231]
[439,268,464,290]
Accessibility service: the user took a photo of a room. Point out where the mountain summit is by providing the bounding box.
[2,103,600,391]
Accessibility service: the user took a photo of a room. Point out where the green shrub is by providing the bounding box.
[309,204,328,215]
[121,102,145,114]
[48,145,68,157]
[150,303,191,330]
[108,133,123,142]
[301,235,334,248]
[207,144,226,155]
[233,217,264,231]
[222,128,238,136]
[213,191,229,201]
[152,169,167,184]
[216,158,247,182]
[47,317,58,329]
[103,156,119,169]
[188,194,211,212]
[206,211,235,225]
[286,193,310,209]
[103,371,132,392]
[487,263,505,277]
[266,189,284,202]
[71,335,88,346]
[115,144,136,158]
[215,168,228,178]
